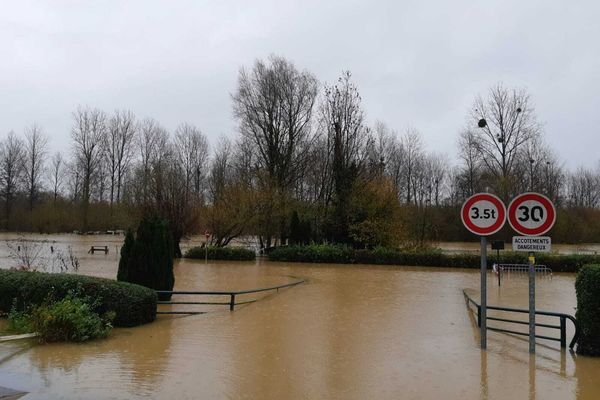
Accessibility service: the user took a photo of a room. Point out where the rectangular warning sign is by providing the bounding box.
[512,236,551,252]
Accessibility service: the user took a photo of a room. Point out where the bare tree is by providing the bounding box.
[469,84,541,198]
[71,106,107,231]
[318,71,372,242]
[174,123,209,197]
[518,137,563,200]
[366,121,397,178]
[233,55,318,191]
[0,132,25,229]
[386,135,407,201]
[319,71,370,177]
[455,130,483,200]
[208,136,232,203]
[204,137,256,246]
[94,158,108,203]
[427,154,448,206]
[66,159,82,203]
[105,110,137,207]
[401,128,423,205]
[49,152,65,205]
[295,134,331,205]
[23,124,49,211]
[567,166,600,208]
[134,118,169,205]
[232,55,318,245]
[150,143,200,258]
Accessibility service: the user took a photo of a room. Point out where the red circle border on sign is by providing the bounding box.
[460,193,506,236]
[507,192,556,236]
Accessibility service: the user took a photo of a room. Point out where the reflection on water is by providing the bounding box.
[0,234,599,399]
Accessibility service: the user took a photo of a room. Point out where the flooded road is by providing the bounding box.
[0,235,599,399]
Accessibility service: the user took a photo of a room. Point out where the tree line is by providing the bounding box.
[2,55,600,251]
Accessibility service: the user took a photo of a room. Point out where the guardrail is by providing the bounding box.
[463,290,578,349]
[156,279,305,315]
[497,264,552,274]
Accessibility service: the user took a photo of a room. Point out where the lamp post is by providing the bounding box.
[529,158,535,191]
[545,161,551,196]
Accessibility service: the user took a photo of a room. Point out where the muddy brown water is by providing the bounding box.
[0,234,599,399]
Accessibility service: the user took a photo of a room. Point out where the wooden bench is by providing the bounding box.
[88,246,109,254]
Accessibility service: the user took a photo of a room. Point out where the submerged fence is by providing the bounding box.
[463,290,579,349]
[497,264,553,275]
[156,279,305,315]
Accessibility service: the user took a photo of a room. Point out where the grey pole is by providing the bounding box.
[481,236,487,349]
[529,251,535,353]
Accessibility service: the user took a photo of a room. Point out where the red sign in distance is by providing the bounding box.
[461,193,507,236]
[507,192,556,236]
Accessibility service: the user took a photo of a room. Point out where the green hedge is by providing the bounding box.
[0,270,156,327]
[185,246,255,261]
[268,245,600,272]
[576,265,600,356]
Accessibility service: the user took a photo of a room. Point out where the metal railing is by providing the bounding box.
[156,279,305,315]
[498,264,552,274]
[463,290,578,349]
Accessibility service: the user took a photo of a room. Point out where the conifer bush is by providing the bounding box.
[117,216,175,301]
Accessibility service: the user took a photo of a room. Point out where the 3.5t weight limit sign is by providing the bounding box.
[461,193,506,236]
[508,192,556,236]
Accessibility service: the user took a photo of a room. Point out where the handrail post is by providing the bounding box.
[560,316,566,348]
[230,294,236,311]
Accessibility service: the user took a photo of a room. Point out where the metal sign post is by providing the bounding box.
[461,193,506,350]
[480,236,487,349]
[204,230,210,263]
[528,251,535,354]
[507,192,556,354]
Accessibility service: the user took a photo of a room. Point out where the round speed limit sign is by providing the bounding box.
[461,193,507,236]
[507,192,556,236]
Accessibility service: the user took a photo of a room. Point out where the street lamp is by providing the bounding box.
[545,161,551,195]
[529,158,535,191]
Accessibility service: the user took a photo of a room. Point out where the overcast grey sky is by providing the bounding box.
[1,0,599,169]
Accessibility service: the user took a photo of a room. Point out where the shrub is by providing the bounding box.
[117,229,134,282]
[268,245,600,272]
[185,246,255,261]
[117,216,175,301]
[575,265,600,356]
[0,269,156,327]
[7,303,32,333]
[9,293,114,342]
[267,244,353,263]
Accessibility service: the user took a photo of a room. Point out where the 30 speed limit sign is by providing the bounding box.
[461,193,506,236]
[507,192,556,236]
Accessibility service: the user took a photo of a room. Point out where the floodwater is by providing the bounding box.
[0,234,599,399]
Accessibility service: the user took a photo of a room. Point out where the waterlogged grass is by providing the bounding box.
[268,244,600,272]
